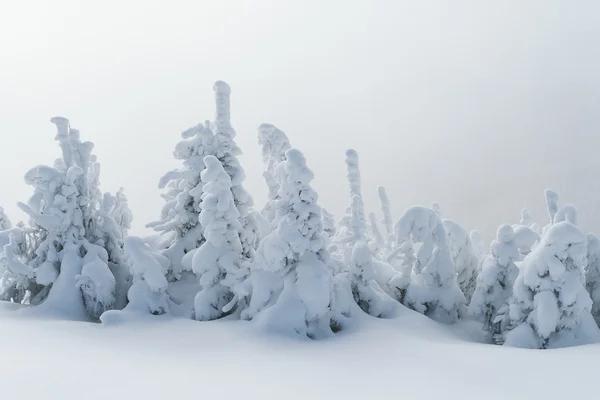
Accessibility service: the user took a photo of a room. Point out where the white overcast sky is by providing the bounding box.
[1,0,600,241]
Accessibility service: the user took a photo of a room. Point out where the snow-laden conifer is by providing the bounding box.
[146,120,214,281]
[502,218,599,348]
[4,117,130,320]
[257,123,291,222]
[443,219,480,303]
[390,206,465,323]
[469,224,519,341]
[192,155,245,321]
[243,149,337,338]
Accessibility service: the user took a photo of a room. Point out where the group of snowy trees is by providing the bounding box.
[1,81,600,348]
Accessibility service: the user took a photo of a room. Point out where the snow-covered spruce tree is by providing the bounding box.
[257,123,291,222]
[502,220,599,348]
[212,81,260,264]
[121,236,170,315]
[469,224,519,342]
[443,219,480,303]
[243,149,338,338]
[520,208,533,227]
[9,117,129,321]
[192,155,245,321]
[0,207,12,231]
[389,206,465,323]
[470,230,486,260]
[146,120,214,281]
[541,189,560,236]
[333,149,368,263]
[585,233,600,326]
[349,240,398,318]
[322,208,337,239]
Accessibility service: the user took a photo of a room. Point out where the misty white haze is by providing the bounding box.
[1,0,600,243]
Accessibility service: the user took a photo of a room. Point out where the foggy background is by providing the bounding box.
[1,0,599,243]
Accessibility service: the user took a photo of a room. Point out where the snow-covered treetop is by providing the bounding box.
[520,209,533,226]
[258,123,291,173]
[0,207,12,231]
[345,149,361,200]
[395,206,446,246]
[214,80,234,138]
[491,224,520,267]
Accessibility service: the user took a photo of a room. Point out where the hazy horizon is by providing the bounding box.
[2,0,600,243]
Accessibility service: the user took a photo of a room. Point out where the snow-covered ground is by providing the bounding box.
[1,302,596,400]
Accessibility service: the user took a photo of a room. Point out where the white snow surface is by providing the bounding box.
[0,302,599,400]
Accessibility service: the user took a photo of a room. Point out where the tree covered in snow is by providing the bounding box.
[121,236,170,315]
[349,240,398,318]
[389,206,465,323]
[146,120,214,281]
[469,224,519,342]
[212,82,260,264]
[321,208,337,239]
[257,123,291,222]
[148,81,259,280]
[443,219,480,303]
[2,117,130,321]
[502,220,598,348]
[192,155,245,321]
[585,233,600,325]
[334,149,367,263]
[243,149,337,339]
[0,207,11,231]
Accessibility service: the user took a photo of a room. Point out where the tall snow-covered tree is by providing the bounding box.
[243,149,337,339]
[146,120,214,281]
[212,81,260,264]
[192,155,245,321]
[3,117,130,321]
[502,220,599,348]
[334,149,367,263]
[443,219,480,303]
[257,123,291,222]
[389,206,465,323]
[469,224,519,342]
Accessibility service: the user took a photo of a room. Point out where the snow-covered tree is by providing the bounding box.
[121,236,170,315]
[585,233,600,326]
[192,155,245,321]
[4,117,130,321]
[519,208,533,227]
[257,123,291,222]
[443,219,480,303]
[212,82,260,264]
[243,149,337,339]
[469,224,519,342]
[0,207,12,231]
[334,149,367,263]
[146,120,214,281]
[502,220,599,348]
[389,206,465,323]
[349,240,398,318]
[470,230,486,260]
